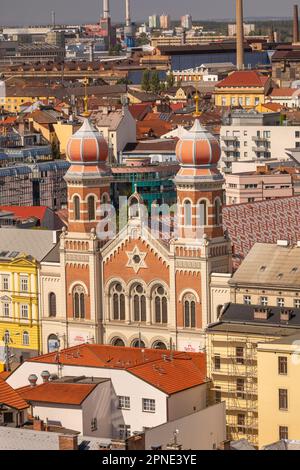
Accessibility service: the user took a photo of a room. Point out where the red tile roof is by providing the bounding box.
[128,103,153,121]
[261,102,283,112]
[0,206,48,222]
[18,382,98,406]
[0,378,29,410]
[270,88,296,97]
[223,196,300,269]
[216,71,270,88]
[28,344,207,395]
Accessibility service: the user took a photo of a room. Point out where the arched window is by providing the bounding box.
[153,285,168,324]
[152,341,167,350]
[73,285,85,319]
[183,294,196,328]
[132,284,146,323]
[74,196,80,221]
[132,339,145,348]
[87,195,96,221]
[49,292,56,318]
[197,200,207,226]
[129,197,140,219]
[111,337,125,347]
[110,283,125,321]
[214,199,221,226]
[184,200,192,226]
[23,331,29,346]
[47,334,59,353]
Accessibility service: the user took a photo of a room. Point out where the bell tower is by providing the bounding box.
[172,120,232,332]
[59,117,112,347]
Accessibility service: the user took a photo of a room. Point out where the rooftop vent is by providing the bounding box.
[253,308,271,321]
[28,374,38,387]
[280,309,293,322]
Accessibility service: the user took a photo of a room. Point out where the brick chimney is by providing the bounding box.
[294,5,300,44]
[33,418,45,432]
[58,434,78,451]
[236,0,244,70]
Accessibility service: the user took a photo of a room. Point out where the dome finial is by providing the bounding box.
[82,77,90,118]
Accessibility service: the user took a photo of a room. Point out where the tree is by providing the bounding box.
[166,72,175,89]
[150,71,160,94]
[141,70,151,92]
[136,33,150,46]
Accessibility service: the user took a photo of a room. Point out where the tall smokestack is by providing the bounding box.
[103,0,110,19]
[236,0,244,70]
[293,5,300,44]
[126,0,131,27]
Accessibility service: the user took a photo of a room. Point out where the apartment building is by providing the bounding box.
[225,166,295,205]
[257,333,300,447]
[207,240,300,447]
[220,110,299,173]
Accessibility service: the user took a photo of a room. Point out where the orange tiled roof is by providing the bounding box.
[270,87,295,97]
[128,353,206,395]
[216,71,269,88]
[18,382,98,405]
[28,344,207,395]
[0,378,29,410]
[262,102,283,112]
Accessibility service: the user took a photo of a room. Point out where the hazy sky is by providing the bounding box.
[1,0,298,26]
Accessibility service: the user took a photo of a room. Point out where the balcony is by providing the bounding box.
[252,146,271,154]
[252,136,270,144]
[222,136,238,143]
[222,146,240,154]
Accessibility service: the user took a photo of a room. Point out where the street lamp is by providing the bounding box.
[2,332,20,372]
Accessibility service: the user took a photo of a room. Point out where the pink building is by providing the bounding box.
[225,166,296,205]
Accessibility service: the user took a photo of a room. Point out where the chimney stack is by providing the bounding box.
[293,5,300,44]
[103,0,110,19]
[236,0,244,70]
[58,434,78,451]
[126,0,131,27]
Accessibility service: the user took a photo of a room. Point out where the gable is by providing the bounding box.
[103,236,170,286]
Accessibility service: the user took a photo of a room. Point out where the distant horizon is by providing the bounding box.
[0,16,295,28]
[2,0,300,28]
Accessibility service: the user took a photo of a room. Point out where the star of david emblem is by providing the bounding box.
[126,246,147,274]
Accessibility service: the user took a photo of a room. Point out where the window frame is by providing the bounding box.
[142,398,156,413]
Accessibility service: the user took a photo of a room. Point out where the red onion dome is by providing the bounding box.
[66,118,108,163]
[176,120,221,167]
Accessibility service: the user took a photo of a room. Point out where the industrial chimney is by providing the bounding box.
[126,0,131,27]
[236,0,244,70]
[103,0,110,19]
[293,4,300,44]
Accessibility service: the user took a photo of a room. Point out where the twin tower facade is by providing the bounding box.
[40,117,232,354]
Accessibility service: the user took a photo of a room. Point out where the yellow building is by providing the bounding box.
[207,241,300,447]
[257,333,300,448]
[206,306,300,448]
[0,253,41,369]
[214,70,271,109]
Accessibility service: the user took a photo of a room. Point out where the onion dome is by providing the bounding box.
[175,120,221,167]
[66,118,108,163]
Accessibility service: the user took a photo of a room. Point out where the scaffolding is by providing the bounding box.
[206,332,260,447]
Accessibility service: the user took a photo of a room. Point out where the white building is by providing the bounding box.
[181,14,192,30]
[220,110,299,173]
[7,343,225,444]
[92,106,136,163]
